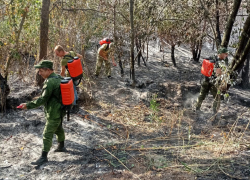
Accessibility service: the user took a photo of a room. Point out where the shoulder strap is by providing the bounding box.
[64,51,74,59]
[104,44,109,51]
[48,75,61,79]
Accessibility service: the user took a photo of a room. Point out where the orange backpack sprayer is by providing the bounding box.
[66,57,83,86]
[99,38,111,46]
[201,59,215,77]
[60,77,74,121]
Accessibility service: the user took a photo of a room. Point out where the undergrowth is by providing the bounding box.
[96,96,250,179]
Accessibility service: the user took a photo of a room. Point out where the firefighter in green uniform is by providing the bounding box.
[54,45,83,113]
[19,60,67,165]
[196,47,229,113]
[95,41,116,78]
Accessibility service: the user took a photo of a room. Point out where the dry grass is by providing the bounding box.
[93,96,250,179]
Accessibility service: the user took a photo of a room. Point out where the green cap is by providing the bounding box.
[34,60,53,69]
[218,47,229,54]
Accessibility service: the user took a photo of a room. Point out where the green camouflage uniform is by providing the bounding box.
[27,72,66,152]
[196,55,227,113]
[95,44,113,77]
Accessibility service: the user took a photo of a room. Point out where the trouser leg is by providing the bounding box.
[210,85,220,113]
[95,57,103,76]
[54,118,65,143]
[196,81,210,110]
[43,117,64,152]
[104,59,111,77]
[73,84,78,105]
[54,117,67,152]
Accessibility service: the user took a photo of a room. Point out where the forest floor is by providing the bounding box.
[1,41,250,180]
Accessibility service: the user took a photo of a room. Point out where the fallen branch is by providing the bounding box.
[0,165,12,169]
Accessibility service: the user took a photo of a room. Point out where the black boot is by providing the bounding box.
[31,151,48,165]
[54,141,67,152]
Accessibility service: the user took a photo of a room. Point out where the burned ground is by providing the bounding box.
[0,42,250,180]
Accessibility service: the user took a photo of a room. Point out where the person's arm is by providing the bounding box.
[24,82,53,109]
[214,59,221,76]
[76,53,83,60]
[111,55,116,66]
[216,68,222,76]
[20,103,27,109]
[60,66,66,77]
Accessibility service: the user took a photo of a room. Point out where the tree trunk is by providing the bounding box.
[171,45,176,67]
[146,38,149,61]
[130,0,135,85]
[215,0,222,45]
[221,0,242,48]
[0,73,10,112]
[232,38,250,71]
[239,52,250,89]
[231,14,250,70]
[39,0,50,60]
[197,40,202,60]
[192,40,202,62]
[36,0,50,88]
[136,38,141,67]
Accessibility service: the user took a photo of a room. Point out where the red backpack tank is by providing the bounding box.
[201,59,214,77]
[99,38,111,45]
[67,57,83,81]
[60,77,74,106]
[60,77,74,121]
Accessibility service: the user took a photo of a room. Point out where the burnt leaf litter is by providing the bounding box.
[1,42,250,180]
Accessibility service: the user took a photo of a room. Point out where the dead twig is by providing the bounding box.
[218,161,248,180]
[239,109,250,141]
[100,145,141,180]
[218,111,248,155]
[131,136,203,146]
[125,143,207,151]
[0,165,12,169]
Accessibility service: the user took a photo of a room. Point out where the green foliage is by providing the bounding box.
[0,0,42,75]
[150,94,159,112]
[149,94,161,123]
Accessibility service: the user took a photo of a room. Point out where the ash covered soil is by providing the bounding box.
[1,42,250,180]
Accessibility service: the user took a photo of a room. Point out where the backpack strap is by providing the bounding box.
[64,52,75,75]
[104,44,109,51]
[64,51,74,59]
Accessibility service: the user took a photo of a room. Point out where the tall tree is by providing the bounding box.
[130,0,135,85]
[238,53,250,88]
[221,0,242,48]
[0,1,29,111]
[231,14,250,71]
[215,0,222,45]
[39,0,50,60]
[36,0,50,88]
